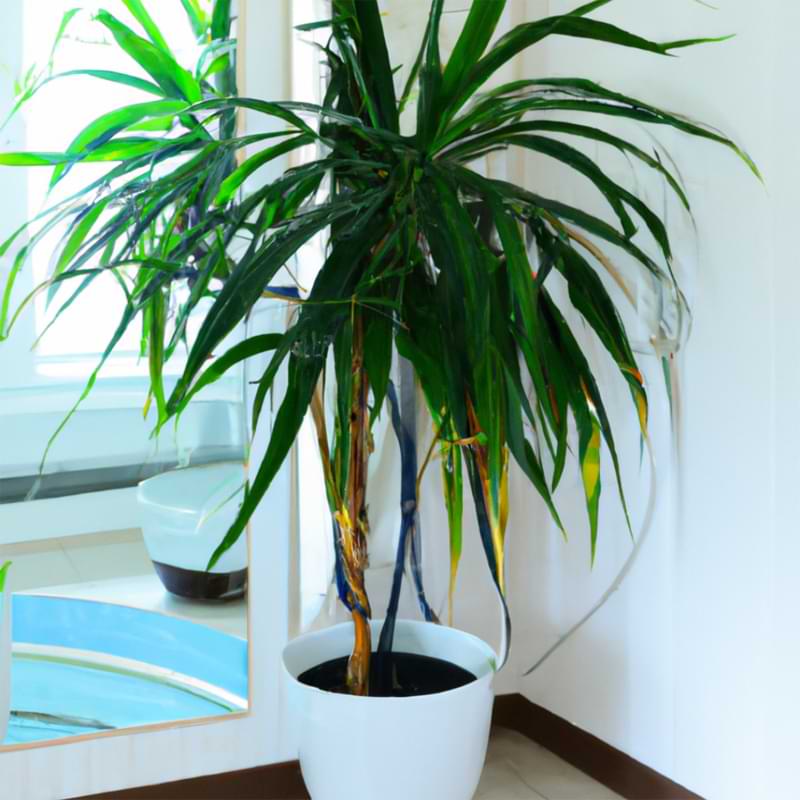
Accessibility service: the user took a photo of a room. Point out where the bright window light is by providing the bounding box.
[22,1,203,375]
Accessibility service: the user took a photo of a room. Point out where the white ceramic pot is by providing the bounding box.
[0,572,11,744]
[282,619,496,800]
[137,462,248,601]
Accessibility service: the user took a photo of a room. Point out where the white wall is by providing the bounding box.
[501,2,794,799]
[766,7,800,795]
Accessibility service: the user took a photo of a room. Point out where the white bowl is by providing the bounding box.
[137,462,248,600]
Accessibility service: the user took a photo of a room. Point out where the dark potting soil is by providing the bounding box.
[298,652,476,697]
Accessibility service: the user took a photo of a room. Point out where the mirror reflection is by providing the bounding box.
[0,0,249,747]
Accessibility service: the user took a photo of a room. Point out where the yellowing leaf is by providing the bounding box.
[580,417,602,564]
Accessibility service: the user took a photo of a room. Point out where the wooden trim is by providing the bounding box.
[71,761,309,800]
[493,694,704,800]
[0,710,249,755]
[71,694,704,799]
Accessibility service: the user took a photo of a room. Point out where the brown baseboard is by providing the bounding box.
[72,760,310,800]
[73,694,701,800]
[493,694,704,800]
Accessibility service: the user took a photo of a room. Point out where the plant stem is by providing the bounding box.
[348,606,371,695]
[343,311,372,696]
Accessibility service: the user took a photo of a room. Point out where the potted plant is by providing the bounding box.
[0,1,755,797]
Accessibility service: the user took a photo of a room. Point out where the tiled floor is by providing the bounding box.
[476,728,624,800]
[3,529,153,592]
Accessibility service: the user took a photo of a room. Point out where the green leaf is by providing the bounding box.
[208,348,324,569]
[579,407,602,563]
[122,0,174,55]
[504,369,565,534]
[462,445,512,667]
[1,143,193,337]
[19,69,167,110]
[512,134,641,238]
[351,0,399,133]
[147,287,168,423]
[37,302,141,476]
[477,173,667,280]
[440,0,507,108]
[50,197,113,299]
[443,14,731,121]
[189,97,316,137]
[540,289,633,540]
[332,320,354,488]
[0,561,10,593]
[211,0,233,41]
[396,330,445,421]
[448,119,690,211]
[47,98,188,185]
[95,11,202,103]
[569,0,614,16]
[500,134,672,257]
[180,0,209,39]
[295,16,350,33]
[218,200,387,550]
[469,191,552,427]
[172,334,283,420]
[0,152,70,166]
[250,327,304,436]
[417,168,491,367]
[51,8,81,62]
[198,41,235,82]
[249,203,391,435]
[441,426,463,624]
[551,232,649,438]
[0,137,186,169]
[330,36,382,129]
[0,201,102,339]
[363,313,393,425]
[447,75,759,178]
[175,198,366,409]
[416,0,444,148]
[214,134,314,205]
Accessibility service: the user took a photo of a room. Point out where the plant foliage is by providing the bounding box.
[0,0,756,693]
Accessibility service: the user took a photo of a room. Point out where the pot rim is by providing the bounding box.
[282,618,497,703]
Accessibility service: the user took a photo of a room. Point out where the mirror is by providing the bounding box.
[0,429,250,748]
[0,0,250,748]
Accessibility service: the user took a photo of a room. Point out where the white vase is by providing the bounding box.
[137,462,249,601]
[282,619,496,800]
[0,575,11,744]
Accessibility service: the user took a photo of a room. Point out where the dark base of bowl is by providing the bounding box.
[152,561,248,602]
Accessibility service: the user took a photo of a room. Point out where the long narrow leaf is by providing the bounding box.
[445,14,730,120]
[440,0,507,109]
[416,0,444,148]
[351,0,399,133]
[122,0,174,55]
[96,11,202,103]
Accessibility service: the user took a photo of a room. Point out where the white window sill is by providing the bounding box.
[0,487,140,545]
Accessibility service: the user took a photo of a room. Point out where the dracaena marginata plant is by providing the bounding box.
[0,0,756,695]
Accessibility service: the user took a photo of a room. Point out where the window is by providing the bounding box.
[0,2,245,535]
[24,1,203,377]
